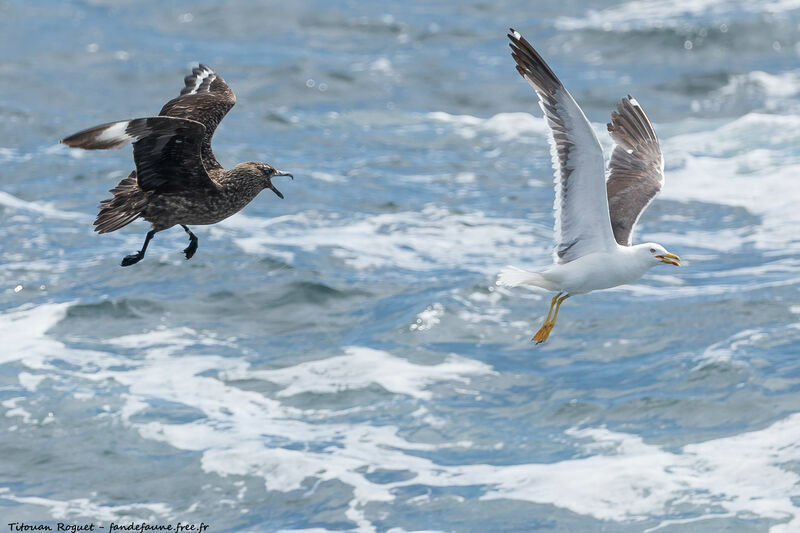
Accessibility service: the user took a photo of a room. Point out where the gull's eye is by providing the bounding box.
[650,248,656,253]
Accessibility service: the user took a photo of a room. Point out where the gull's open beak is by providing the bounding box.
[656,253,681,266]
[268,170,293,199]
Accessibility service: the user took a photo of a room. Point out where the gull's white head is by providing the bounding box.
[635,243,681,267]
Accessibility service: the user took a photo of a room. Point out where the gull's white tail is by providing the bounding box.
[496,266,552,289]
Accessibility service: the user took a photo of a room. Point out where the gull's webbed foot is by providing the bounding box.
[532,322,554,344]
[531,293,569,344]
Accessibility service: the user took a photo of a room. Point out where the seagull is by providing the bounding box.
[61,64,293,266]
[496,29,681,344]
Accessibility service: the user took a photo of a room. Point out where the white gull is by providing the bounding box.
[497,29,681,344]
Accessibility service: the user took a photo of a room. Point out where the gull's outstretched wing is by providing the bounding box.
[508,29,617,263]
[158,64,237,170]
[606,95,664,246]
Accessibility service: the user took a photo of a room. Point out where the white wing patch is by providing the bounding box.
[95,121,132,145]
[61,120,135,150]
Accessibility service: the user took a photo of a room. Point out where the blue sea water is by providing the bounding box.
[1,0,800,531]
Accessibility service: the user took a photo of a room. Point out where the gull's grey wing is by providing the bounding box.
[508,29,617,263]
[606,95,664,246]
[158,64,236,170]
[61,116,216,193]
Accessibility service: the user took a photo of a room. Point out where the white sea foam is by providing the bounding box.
[693,322,800,370]
[427,111,548,141]
[555,0,800,31]
[0,488,172,522]
[137,367,800,532]
[225,346,494,400]
[18,371,46,391]
[227,205,544,273]
[410,302,445,331]
[309,170,346,182]
[663,114,800,254]
[476,417,800,531]
[667,112,800,156]
[0,190,88,222]
[108,326,229,351]
[93,332,800,531]
[108,323,800,532]
[701,71,800,113]
[3,303,800,530]
[0,302,73,366]
[3,397,34,424]
[0,302,118,370]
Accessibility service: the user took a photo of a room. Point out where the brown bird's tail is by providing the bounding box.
[94,173,149,233]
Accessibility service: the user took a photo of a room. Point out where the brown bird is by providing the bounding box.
[61,64,293,266]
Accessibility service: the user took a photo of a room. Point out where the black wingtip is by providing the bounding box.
[508,28,523,44]
[505,28,562,92]
[60,131,89,149]
[60,136,81,148]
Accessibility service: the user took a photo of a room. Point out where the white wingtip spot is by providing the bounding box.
[512,30,522,39]
[629,97,640,106]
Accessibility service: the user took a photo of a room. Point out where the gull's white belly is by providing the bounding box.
[541,250,650,295]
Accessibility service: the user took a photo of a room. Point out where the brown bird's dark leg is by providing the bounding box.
[121,230,157,267]
[181,225,198,260]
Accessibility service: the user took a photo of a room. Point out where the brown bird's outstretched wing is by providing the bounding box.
[605,95,664,246]
[508,29,617,264]
[158,64,236,170]
[61,116,216,193]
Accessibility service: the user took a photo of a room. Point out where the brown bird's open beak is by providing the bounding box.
[655,253,681,266]
[268,170,293,199]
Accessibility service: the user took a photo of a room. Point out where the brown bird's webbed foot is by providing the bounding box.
[121,229,156,267]
[532,293,570,344]
[181,225,198,260]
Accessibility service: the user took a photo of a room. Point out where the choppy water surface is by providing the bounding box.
[2,0,800,531]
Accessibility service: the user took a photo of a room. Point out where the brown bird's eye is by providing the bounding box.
[650,248,656,253]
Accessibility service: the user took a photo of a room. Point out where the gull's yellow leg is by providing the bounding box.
[550,294,570,326]
[544,292,561,323]
[532,292,561,343]
[533,293,570,344]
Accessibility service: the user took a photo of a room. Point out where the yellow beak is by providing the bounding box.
[656,253,681,266]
